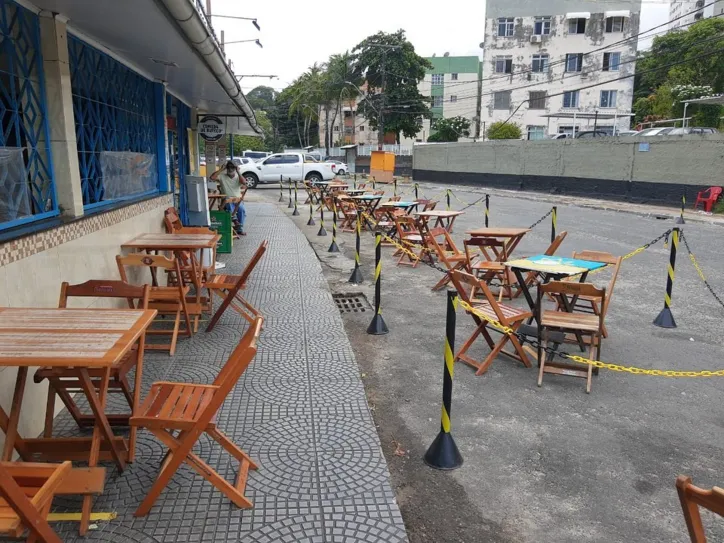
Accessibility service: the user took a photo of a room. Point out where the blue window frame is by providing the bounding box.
[0,0,57,231]
[68,35,158,209]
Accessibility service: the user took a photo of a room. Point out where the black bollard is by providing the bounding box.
[278,175,285,202]
[676,192,686,225]
[292,181,300,216]
[485,194,490,228]
[287,178,293,209]
[551,206,557,243]
[653,228,680,328]
[328,200,340,253]
[348,211,364,283]
[414,183,419,200]
[307,198,316,226]
[424,290,463,470]
[367,231,389,335]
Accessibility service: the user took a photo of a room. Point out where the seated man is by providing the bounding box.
[210,160,247,235]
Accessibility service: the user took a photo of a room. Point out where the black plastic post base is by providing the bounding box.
[292,207,300,216]
[366,313,389,335]
[348,266,363,284]
[278,194,285,202]
[307,217,316,226]
[287,200,293,209]
[675,215,685,225]
[653,307,677,328]
[328,241,340,253]
[317,225,327,236]
[424,431,463,470]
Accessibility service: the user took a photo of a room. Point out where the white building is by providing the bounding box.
[670,0,724,30]
[481,0,642,139]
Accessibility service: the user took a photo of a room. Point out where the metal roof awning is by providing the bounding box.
[539,112,635,120]
[566,12,591,19]
[605,10,631,18]
[682,95,724,106]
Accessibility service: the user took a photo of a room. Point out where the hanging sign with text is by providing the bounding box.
[198,115,225,142]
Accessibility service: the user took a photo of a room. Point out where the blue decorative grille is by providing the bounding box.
[68,35,157,207]
[0,0,57,229]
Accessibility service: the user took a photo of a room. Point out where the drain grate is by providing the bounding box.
[332,293,371,313]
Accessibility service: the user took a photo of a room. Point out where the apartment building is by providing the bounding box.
[670,0,724,30]
[480,0,642,139]
[318,55,482,146]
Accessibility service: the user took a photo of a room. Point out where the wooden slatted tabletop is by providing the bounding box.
[122,232,219,250]
[415,210,465,218]
[466,227,531,237]
[0,308,157,367]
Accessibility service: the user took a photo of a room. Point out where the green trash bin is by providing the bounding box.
[209,210,233,254]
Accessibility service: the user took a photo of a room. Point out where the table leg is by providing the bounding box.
[128,334,147,463]
[512,268,537,323]
[1,367,27,461]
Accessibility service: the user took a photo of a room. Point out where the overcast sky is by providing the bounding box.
[208,0,669,93]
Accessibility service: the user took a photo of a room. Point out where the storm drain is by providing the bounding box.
[332,293,371,313]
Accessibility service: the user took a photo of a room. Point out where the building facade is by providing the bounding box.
[318,55,483,147]
[669,0,724,30]
[480,0,642,139]
[0,0,260,448]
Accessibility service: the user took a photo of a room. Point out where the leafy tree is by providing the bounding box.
[245,86,277,112]
[352,30,433,143]
[427,116,471,142]
[486,122,522,140]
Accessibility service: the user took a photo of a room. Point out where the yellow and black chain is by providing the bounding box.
[528,208,553,230]
[457,299,724,378]
[679,232,724,310]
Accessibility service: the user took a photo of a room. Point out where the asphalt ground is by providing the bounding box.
[251,181,724,543]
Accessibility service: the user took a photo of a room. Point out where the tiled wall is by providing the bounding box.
[0,194,173,450]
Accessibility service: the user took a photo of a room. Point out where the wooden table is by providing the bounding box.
[208,193,226,210]
[122,232,220,315]
[416,209,465,232]
[0,307,156,533]
[351,195,383,229]
[466,227,531,261]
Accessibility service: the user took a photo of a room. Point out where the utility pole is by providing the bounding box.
[379,51,386,150]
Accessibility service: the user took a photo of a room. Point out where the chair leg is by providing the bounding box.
[118,375,135,410]
[168,309,181,357]
[537,328,547,387]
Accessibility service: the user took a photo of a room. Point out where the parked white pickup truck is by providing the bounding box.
[239,152,336,188]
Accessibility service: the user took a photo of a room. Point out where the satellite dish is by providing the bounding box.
[479,42,485,49]
[443,52,449,57]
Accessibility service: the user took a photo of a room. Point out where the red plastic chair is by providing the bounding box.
[694,187,722,212]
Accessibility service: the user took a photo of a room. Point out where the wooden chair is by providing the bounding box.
[34,280,150,439]
[513,231,568,299]
[464,237,514,300]
[416,199,438,212]
[676,475,724,542]
[424,226,469,291]
[0,461,71,543]
[165,226,217,313]
[130,317,263,517]
[117,254,192,355]
[205,241,268,332]
[163,207,182,233]
[450,270,532,375]
[392,216,428,267]
[536,281,605,393]
[564,250,622,338]
[338,199,359,233]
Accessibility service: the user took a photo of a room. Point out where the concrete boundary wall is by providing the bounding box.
[413,137,724,204]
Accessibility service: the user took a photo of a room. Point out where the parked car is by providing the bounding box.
[665,127,719,135]
[636,127,675,137]
[242,150,271,161]
[232,157,254,167]
[238,152,336,188]
[550,133,570,139]
[575,130,610,139]
[616,130,639,137]
[325,160,348,175]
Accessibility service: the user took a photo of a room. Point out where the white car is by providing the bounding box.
[326,160,348,175]
[239,152,336,188]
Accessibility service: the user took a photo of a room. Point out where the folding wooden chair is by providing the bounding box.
[676,475,724,542]
[450,270,532,375]
[338,199,359,233]
[416,199,438,212]
[130,317,263,517]
[163,207,183,233]
[33,280,150,438]
[536,281,605,393]
[117,254,192,355]
[564,251,622,338]
[393,216,428,267]
[464,237,514,300]
[513,231,568,299]
[0,461,71,543]
[424,226,469,291]
[206,241,268,332]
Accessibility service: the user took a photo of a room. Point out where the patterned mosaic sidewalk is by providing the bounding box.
[41,202,407,543]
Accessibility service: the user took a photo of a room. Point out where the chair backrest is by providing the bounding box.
[357,183,367,190]
[59,280,150,310]
[710,187,723,199]
[676,475,724,543]
[425,226,462,260]
[394,215,420,238]
[572,250,622,317]
[164,208,182,233]
[544,231,568,256]
[230,240,268,291]
[450,270,520,324]
[538,281,605,330]
[117,254,186,300]
[389,196,401,202]
[464,237,507,268]
[373,190,385,196]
